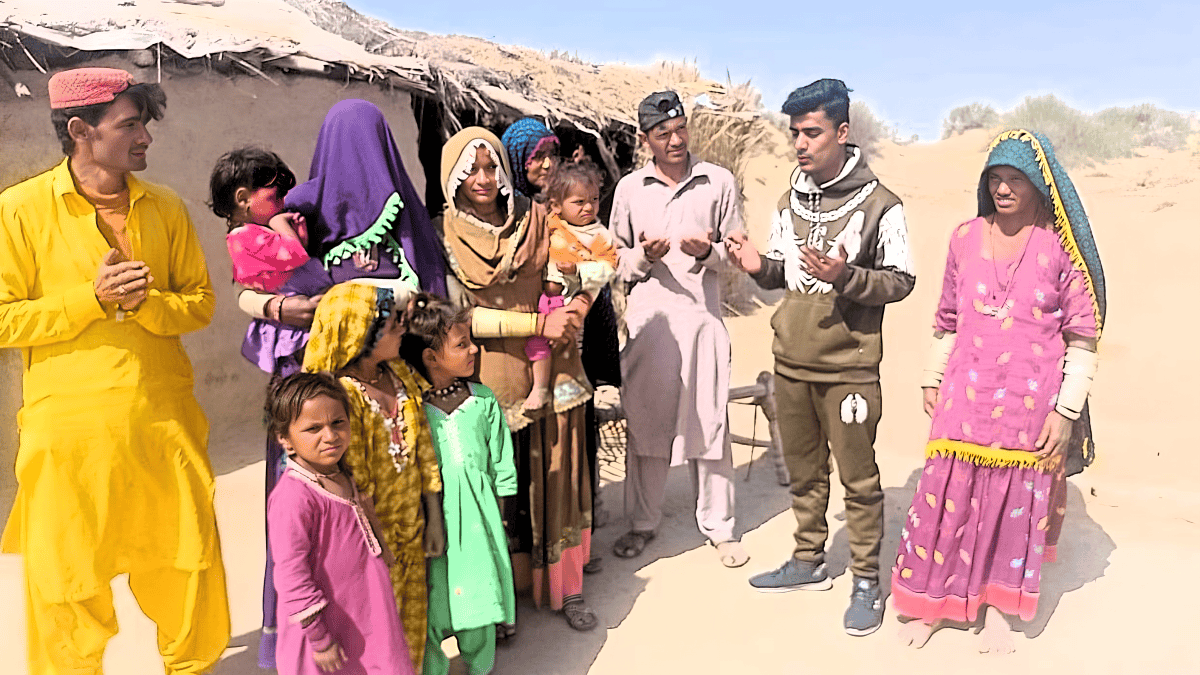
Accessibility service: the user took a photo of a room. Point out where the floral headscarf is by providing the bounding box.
[302,282,394,373]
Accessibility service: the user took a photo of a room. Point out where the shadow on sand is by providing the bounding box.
[825,468,1115,640]
[211,631,266,675]
[484,440,792,675]
[209,456,1113,674]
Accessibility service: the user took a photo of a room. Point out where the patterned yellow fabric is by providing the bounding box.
[301,282,441,668]
[339,364,440,669]
[301,281,381,372]
[390,546,430,671]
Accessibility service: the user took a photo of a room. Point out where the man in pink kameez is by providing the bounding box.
[609,91,749,568]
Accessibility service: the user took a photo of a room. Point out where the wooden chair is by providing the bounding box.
[593,371,790,487]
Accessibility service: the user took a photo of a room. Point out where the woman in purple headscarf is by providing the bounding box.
[235,98,445,669]
[286,99,447,293]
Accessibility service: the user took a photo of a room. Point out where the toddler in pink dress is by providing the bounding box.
[210,146,309,293]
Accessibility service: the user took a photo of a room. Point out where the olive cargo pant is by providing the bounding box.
[775,375,885,580]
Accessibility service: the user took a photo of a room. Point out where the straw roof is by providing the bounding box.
[1,0,766,176]
[0,0,429,89]
[280,0,747,138]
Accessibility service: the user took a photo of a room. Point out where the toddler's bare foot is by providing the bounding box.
[523,386,552,411]
[979,606,1016,654]
[897,618,942,648]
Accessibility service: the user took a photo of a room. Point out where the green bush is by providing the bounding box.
[1093,104,1191,151]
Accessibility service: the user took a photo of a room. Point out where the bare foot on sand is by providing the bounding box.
[897,618,943,648]
[979,606,1016,654]
[523,386,551,411]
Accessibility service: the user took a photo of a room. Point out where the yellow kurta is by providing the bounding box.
[0,159,221,604]
[338,359,442,670]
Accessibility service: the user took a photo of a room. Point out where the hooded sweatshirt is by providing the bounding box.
[754,145,914,383]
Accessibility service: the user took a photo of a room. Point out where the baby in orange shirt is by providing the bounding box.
[524,161,616,411]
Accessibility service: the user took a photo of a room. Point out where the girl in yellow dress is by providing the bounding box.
[302,281,445,670]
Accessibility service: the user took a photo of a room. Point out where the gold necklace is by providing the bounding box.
[982,217,1035,318]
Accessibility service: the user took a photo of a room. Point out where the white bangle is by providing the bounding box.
[238,289,273,319]
[1055,345,1098,420]
[920,332,957,389]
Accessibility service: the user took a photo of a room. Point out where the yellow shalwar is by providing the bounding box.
[0,159,231,674]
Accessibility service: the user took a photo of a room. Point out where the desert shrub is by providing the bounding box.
[1000,95,1190,167]
[1093,104,1191,151]
[847,101,894,162]
[942,103,1000,138]
[1001,95,1115,167]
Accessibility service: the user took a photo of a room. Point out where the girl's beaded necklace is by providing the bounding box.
[425,378,470,415]
[428,379,464,399]
[348,366,411,475]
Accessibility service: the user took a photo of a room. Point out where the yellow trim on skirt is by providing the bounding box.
[926,439,1060,473]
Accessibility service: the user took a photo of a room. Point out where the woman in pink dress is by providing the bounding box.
[891,130,1106,652]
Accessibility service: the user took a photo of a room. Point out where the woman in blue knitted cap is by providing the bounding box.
[501,117,623,564]
[892,130,1105,652]
[501,117,561,199]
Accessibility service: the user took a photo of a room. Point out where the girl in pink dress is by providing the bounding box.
[266,371,416,675]
[893,130,1106,652]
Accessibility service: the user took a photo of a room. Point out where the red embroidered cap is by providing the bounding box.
[48,68,135,109]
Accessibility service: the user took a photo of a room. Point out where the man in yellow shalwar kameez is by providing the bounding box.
[0,68,230,674]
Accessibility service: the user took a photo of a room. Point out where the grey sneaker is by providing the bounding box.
[844,576,884,636]
[748,558,832,593]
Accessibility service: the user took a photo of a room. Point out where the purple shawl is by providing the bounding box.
[285,98,446,296]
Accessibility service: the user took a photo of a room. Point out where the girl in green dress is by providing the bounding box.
[401,293,517,675]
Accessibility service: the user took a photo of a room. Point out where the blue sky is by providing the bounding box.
[355,0,1200,141]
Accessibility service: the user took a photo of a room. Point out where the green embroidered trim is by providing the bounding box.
[323,192,405,267]
[321,191,420,289]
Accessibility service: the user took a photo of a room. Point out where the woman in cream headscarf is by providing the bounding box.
[302,282,444,669]
[894,130,1105,652]
[435,127,599,632]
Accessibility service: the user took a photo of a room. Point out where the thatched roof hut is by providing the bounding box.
[1,0,761,191]
[0,0,770,515]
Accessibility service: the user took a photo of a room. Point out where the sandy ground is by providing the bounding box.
[3,129,1198,673]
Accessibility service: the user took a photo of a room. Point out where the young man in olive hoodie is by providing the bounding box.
[726,79,914,636]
